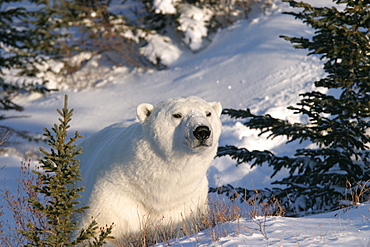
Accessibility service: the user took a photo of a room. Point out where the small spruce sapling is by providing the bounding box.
[19,95,113,246]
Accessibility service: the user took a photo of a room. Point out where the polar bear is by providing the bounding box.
[77,96,222,245]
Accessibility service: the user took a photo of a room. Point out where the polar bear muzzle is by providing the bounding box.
[193,126,211,142]
[184,118,214,150]
[192,125,212,148]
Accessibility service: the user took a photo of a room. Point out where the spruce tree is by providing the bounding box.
[0,0,54,144]
[20,95,113,246]
[215,0,370,215]
[0,0,38,111]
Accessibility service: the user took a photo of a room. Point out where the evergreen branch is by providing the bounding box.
[217,145,296,178]
[21,95,113,246]
[222,108,315,143]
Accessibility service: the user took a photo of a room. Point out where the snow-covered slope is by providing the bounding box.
[3,0,325,189]
[155,203,370,246]
[1,0,369,246]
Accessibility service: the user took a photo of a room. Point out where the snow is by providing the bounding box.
[140,33,182,66]
[155,204,370,246]
[1,0,369,246]
[177,3,213,50]
[153,0,179,14]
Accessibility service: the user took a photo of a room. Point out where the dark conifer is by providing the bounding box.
[216,0,370,215]
[20,95,113,246]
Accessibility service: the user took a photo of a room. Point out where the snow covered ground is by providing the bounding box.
[155,204,370,246]
[1,0,369,246]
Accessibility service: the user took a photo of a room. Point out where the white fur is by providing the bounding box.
[77,96,222,245]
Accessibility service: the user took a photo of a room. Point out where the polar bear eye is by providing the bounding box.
[173,113,182,119]
[206,112,212,117]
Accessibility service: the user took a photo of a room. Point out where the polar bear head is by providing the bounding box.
[136,96,222,158]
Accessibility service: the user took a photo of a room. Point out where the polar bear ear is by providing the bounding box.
[137,103,154,123]
[209,101,222,117]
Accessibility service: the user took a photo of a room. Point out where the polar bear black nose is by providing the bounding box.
[193,126,211,140]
